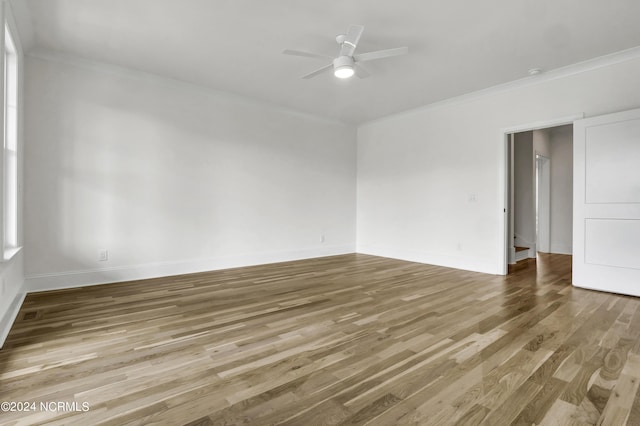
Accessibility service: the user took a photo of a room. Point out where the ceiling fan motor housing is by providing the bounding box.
[333,55,355,69]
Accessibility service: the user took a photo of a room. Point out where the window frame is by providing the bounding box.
[2,5,22,262]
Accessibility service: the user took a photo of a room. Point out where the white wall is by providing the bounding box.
[533,128,551,158]
[357,53,640,274]
[513,132,534,248]
[0,2,25,347]
[549,125,573,254]
[24,55,357,291]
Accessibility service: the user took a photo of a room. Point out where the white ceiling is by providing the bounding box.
[10,0,640,124]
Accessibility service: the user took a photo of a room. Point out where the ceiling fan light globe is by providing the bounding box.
[334,66,355,79]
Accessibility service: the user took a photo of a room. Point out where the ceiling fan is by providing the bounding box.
[283,25,408,79]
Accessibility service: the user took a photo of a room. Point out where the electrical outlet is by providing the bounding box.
[320,234,325,243]
[98,249,109,261]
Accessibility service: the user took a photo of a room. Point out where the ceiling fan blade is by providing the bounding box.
[354,46,408,63]
[340,25,364,56]
[345,25,364,46]
[354,63,371,79]
[283,49,333,60]
[301,63,333,79]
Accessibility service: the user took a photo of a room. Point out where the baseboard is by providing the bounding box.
[356,244,498,275]
[549,244,572,255]
[0,288,25,349]
[25,245,355,293]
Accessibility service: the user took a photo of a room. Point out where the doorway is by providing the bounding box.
[502,123,574,274]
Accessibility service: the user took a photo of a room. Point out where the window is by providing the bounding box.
[3,24,18,258]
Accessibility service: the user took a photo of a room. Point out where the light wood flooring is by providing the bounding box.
[1,253,640,425]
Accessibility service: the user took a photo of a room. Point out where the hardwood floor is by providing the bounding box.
[1,253,640,425]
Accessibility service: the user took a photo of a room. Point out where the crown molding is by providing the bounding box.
[362,45,640,127]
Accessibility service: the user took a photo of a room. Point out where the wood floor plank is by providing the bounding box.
[1,253,640,424]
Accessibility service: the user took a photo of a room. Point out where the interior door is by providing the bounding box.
[573,108,640,296]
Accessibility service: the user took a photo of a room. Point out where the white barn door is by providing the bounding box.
[573,108,640,296]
